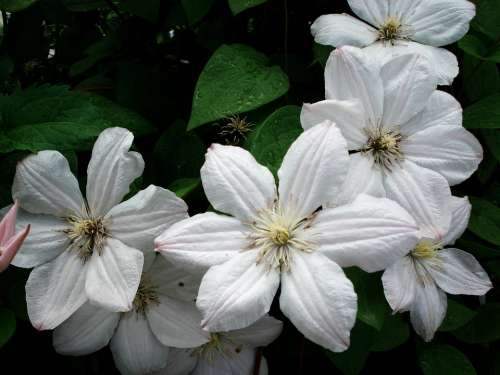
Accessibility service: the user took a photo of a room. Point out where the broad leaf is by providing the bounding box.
[370,314,409,352]
[0,0,37,11]
[0,308,16,347]
[464,94,500,129]
[439,299,477,332]
[418,344,477,375]
[454,303,500,344]
[468,197,500,246]
[228,0,267,15]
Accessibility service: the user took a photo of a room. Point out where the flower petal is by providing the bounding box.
[316,194,419,272]
[197,251,280,332]
[12,151,84,217]
[0,201,19,244]
[347,0,388,26]
[279,252,357,352]
[426,248,492,296]
[53,302,120,355]
[0,224,30,272]
[382,256,417,312]
[155,349,197,375]
[311,14,378,47]
[26,250,87,330]
[86,127,144,216]
[443,196,471,246]
[278,121,349,218]
[404,125,483,186]
[155,212,249,273]
[110,312,169,375]
[194,347,255,375]
[85,238,143,312]
[228,315,283,348]
[107,185,188,252]
[300,99,368,149]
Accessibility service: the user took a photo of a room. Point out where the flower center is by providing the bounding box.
[63,214,107,262]
[362,125,403,170]
[133,275,159,315]
[378,17,403,44]
[269,224,291,246]
[411,239,442,260]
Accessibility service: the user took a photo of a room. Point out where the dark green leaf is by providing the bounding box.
[119,0,160,23]
[182,0,215,25]
[0,308,16,347]
[462,55,499,102]
[439,299,477,332]
[482,129,500,162]
[418,343,477,375]
[454,303,500,344]
[69,35,119,77]
[0,0,37,11]
[456,236,500,260]
[468,197,500,245]
[370,314,409,351]
[474,0,500,40]
[464,93,500,129]
[227,0,267,15]
[168,178,201,199]
[312,43,333,68]
[458,35,489,59]
[61,0,106,11]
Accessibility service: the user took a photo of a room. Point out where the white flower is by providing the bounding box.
[53,255,208,375]
[381,168,492,341]
[155,316,282,375]
[311,0,475,84]
[301,46,482,205]
[11,127,188,330]
[155,121,419,352]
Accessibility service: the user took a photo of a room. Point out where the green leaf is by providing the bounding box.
[417,343,477,375]
[462,55,500,102]
[456,236,500,260]
[0,0,37,11]
[439,299,477,332]
[454,303,500,344]
[312,43,333,68]
[187,44,289,130]
[70,35,119,77]
[119,0,160,23]
[168,178,201,199]
[0,308,16,347]
[464,93,500,129]
[458,35,489,59]
[370,314,409,352]
[474,0,500,40]
[227,0,267,15]
[182,0,215,25]
[482,129,500,162]
[246,105,301,176]
[61,0,106,11]
[468,197,500,245]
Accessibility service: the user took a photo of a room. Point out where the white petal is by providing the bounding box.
[311,14,378,47]
[11,209,69,268]
[228,315,283,348]
[12,151,84,217]
[110,312,169,375]
[380,53,436,126]
[85,238,143,312]
[407,0,476,47]
[200,144,276,222]
[154,348,197,375]
[107,185,188,252]
[279,252,357,352]
[325,46,384,123]
[400,90,462,136]
[316,194,419,272]
[426,248,492,296]
[26,250,87,330]
[197,251,280,332]
[382,256,417,312]
[53,302,120,355]
[194,347,255,375]
[155,212,249,273]
[443,196,471,246]
[146,295,209,348]
[347,0,388,26]
[278,121,349,219]
[86,127,144,216]
[300,99,368,149]
[404,126,483,186]
[383,161,452,240]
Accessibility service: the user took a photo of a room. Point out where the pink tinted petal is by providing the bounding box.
[0,201,19,244]
[0,224,30,272]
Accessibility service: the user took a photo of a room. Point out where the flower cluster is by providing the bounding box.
[7,0,493,374]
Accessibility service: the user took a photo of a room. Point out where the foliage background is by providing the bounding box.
[0,0,499,373]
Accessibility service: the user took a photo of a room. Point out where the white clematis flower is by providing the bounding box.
[381,170,492,342]
[11,127,188,330]
[155,121,420,352]
[155,315,282,375]
[311,0,475,84]
[301,46,482,204]
[53,255,208,375]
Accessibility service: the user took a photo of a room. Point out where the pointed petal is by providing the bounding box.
[228,315,283,348]
[404,126,482,186]
[53,302,120,355]
[0,201,19,244]
[110,312,169,375]
[12,151,84,217]
[382,256,417,312]
[0,224,30,272]
[443,196,471,246]
[155,212,249,273]
[311,14,378,47]
[316,194,419,272]
[197,251,280,332]
[347,0,388,26]
[26,251,87,330]
[194,348,255,375]
[85,238,144,312]
[280,252,357,352]
[86,127,144,216]
[107,185,188,252]
[155,349,197,375]
[278,121,349,218]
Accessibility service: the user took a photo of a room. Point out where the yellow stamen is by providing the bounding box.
[412,239,442,259]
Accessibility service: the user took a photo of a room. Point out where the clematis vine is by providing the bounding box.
[0,201,30,272]
[155,121,420,352]
[301,46,482,205]
[311,0,475,84]
[10,127,188,330]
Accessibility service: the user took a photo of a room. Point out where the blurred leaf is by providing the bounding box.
[312,43,332,68]
[459,35,489,59]
[468,197,500,245]
[119,0,160,23]
[462,55,499,102]
[482,129,500,162]
[486,259,500,278]
[477,152,497,184]
[228,0,267,15]
[454,303,500,344]
[0,0,37,11]
[168,178,201,199]
[456,236,500,260]
[474,0,500,40]
[0,308,16,347]
[181,0,215,25]
[464,93,500,129]
[439,299,477,332]
[370,314,409,352]
[70,35,119,77]
[187,44,289,130]
[61,0,106,11]
[417,343,476,375]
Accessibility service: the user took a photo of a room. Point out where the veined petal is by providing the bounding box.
[53,302,120,355]
[426,248,492,296]
[154,348,197,375]
[85,238,143,312]
[155,212,249,273]
[311,14,378,47]
[12,151,84,217]
[194,347,255,375]
[228,315,283,348]
[107,185,188,252]
[86,127,144,216]
[300,99,367,149]
[404,125,483,186]
[382,256,417,312]
[443,196,471,246]
[0,201,18,244]
[26,250,87,330]
[279,252,357,352]
[0,224,30,272]
[197,251,280,332]
[316,194,419,272]
[347,0,388,27]
[278,121,349,219]
[110,312,169,375]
